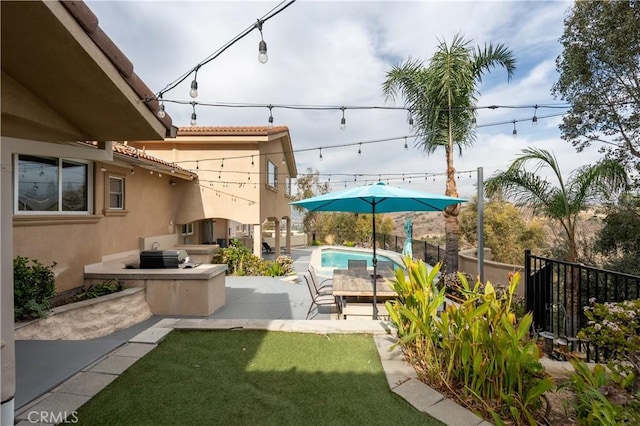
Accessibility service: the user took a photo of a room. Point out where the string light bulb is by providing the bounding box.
[189,67,200,98]
[190,102,197,126]
[471,110,477,128]
[251,156,254,167]
[157,96,166,119]
[256,20,268,64]
[268,105,274,128]
[512,120,518,137]
[532,105,538,126]
[404,137,408,150]
[340,107,346,130]
[319,148,323,161]
[357,143,362,156]
[407,109,414,131]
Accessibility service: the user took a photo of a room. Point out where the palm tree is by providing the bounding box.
[382,34,515,273]
[484,147,628,263]
[485,147,628,335]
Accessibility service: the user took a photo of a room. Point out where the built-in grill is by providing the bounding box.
[139,249,188,269]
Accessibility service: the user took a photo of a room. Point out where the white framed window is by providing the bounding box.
[267,159,278,189]
[181,223,194,236]
[15,154,91,214]
[108,176,124,209]
[285,176,292,196]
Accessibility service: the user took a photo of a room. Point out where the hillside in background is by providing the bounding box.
[390,211,446,243]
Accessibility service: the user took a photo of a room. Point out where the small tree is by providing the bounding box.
[595,193,640,275]
[459,195,545,265]
[485,147,628,333]
[553,0,640,173]
[293,168,330,243]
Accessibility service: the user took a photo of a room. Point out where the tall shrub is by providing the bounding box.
[386,258,553,424]
[14,256,56,320]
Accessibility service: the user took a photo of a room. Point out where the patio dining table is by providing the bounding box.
[331,269,397,298]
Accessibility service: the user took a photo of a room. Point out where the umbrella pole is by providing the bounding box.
[372,201,377,320]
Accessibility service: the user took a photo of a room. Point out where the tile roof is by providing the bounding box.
[112,142,193,175]
[177,126,290,136]
[61,1,173,134]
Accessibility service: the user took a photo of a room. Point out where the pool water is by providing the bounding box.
[320,249,399,270]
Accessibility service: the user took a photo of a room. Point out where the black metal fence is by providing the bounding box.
[376,233,446,266]
[525,249,640,360]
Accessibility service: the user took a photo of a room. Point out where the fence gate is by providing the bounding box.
[524,249,640,338]
[525,260,552,332]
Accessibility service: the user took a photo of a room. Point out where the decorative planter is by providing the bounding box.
[15,287,151,340]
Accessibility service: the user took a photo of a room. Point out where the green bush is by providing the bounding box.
[570,299,640,423]
[562,359,624,425]
[72,279,124,302]
[14,256,56,321]
[386,258,552,425]
[578,299,640,392]
[212,239,294,277]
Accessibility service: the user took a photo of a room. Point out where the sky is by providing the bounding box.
[85,0,606,198]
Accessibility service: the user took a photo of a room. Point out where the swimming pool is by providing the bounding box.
[316,247,403,273]
[320,250,397,270]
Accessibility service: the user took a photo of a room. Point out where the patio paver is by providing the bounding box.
[86,355,138,375]
[112,342,157,358]
[428,398,486,426]
[15,393,89,422]
[392,378,445,412]
[52,372,117,397]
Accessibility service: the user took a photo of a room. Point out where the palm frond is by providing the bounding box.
[484,168,556,215]
[472,42,516,84]
[569,159,629,208]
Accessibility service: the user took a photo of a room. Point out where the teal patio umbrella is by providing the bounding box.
[290,181,466,319]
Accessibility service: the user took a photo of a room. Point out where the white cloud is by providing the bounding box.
[86,0,598,199]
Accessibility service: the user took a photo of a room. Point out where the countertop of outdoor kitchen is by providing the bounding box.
[84,254,227,280]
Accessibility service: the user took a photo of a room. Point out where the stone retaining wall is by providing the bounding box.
[15,288,151,340]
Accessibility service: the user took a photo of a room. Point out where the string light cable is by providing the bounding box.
[148,0,297,104]
[160,98,572,128]
[167,110,568,170]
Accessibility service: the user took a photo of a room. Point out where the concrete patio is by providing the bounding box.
[14,247,488,425]
[14,248,324,411]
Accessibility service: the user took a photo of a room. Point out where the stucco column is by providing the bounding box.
[285,218,291,254]
[253,224,262,258]
[1,141,16,424]
[273,219,281,255]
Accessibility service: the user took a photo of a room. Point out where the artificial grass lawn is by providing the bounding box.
[75,330,442,425]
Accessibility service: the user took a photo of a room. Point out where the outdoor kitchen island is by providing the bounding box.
[84,258,227,316]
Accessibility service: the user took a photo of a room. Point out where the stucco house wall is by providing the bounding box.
[2,0,180,420]
[131,126,297,254]
[13,158,190,293]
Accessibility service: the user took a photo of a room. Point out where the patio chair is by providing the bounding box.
[262,241,273,254]
[308,264,333,295]
[376,261,394,273]
[304,274,341,319]
[347,259,367,270]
